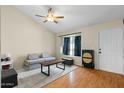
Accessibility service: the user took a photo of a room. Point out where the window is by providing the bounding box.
[62,35,81,56]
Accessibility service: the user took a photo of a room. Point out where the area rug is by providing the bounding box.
[15,65,78,88]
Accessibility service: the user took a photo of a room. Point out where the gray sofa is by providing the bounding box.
[24,53,56,70]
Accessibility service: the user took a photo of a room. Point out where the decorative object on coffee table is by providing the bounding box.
[1,68,18,88]
[62,57,74,65]
[40,59,65,76]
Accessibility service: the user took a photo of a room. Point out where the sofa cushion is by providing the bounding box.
[26,58,46,64]
[26,57,56,65]
[42,53,50,58]
[43,57,56,61]
[27,54,39,60]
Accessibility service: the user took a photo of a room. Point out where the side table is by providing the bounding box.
[1,68,18,88]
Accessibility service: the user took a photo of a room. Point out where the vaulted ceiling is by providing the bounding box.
[15,5,124,33]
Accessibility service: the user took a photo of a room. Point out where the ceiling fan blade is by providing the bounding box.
[55,16,64,18]
[48,8,52,13]
[48,8,53,16]
[54,20,58,23]
[43,20,47,23]
[35,15,45,17]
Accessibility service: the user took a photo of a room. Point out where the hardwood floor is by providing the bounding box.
[44,67,124,88]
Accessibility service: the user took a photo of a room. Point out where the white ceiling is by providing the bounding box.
[15,5,124,33]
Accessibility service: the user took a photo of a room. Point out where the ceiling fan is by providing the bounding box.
[35,8,64,23]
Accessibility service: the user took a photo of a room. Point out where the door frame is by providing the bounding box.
[122,24,124,75]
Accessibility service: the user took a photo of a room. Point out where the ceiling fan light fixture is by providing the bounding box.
[47,17,54,22]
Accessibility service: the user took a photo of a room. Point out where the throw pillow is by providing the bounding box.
[27,54,39,60]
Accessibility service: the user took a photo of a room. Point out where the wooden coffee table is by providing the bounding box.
[40,59,65,76]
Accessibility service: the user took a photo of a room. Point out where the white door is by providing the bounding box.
[99,28,124,74]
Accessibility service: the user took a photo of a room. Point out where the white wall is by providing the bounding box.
[1,6,56,70]
[56,20,123,69]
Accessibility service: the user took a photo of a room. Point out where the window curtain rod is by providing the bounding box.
[58,32,81,37]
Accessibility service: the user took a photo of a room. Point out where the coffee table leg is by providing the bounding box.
[41,65,50,76]
[56,63,65,70]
